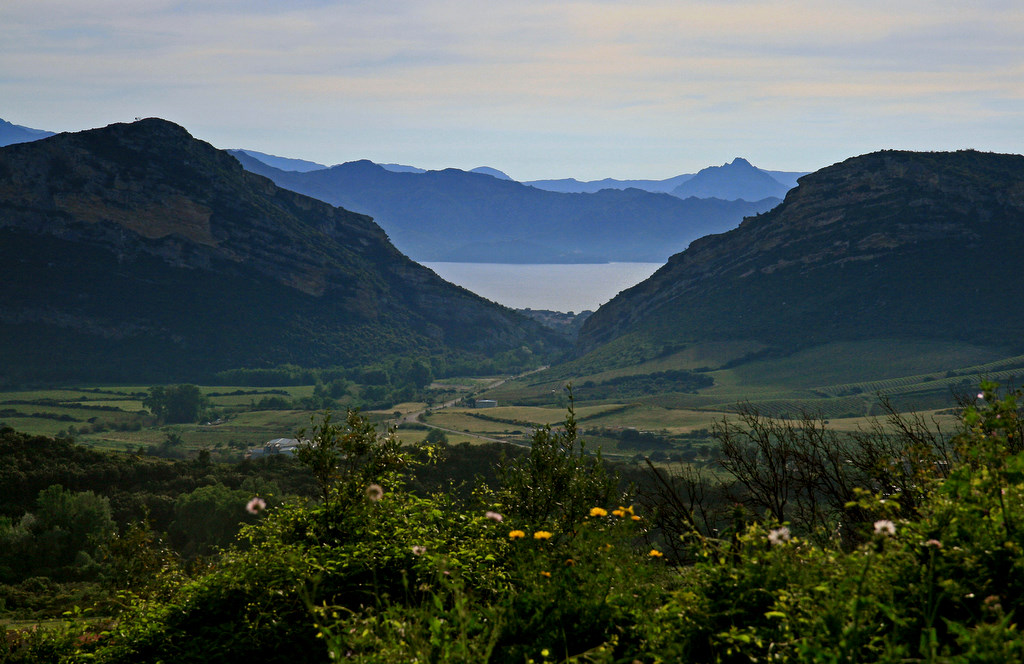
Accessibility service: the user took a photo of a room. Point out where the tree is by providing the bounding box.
[144,384,208,423]
[296,410,409,510]
[496,386,619,528]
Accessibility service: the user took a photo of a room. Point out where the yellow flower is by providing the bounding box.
[649,549,664,558]
[533,531,553,540]
[619,505,635,516]
[631,515,642,522]
[589,507,608,517]
[508,530,526,540]
[565,558,576,566]
[611,509,626,518]
[540,571,551,578]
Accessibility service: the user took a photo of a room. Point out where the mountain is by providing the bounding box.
[0,119,565,384]
[470,166,512,180]
[0,119,54,147]
[524,174,693,195]
[579,150,1024,358]
[379,163,427,174]
[227,149,326,172]
[669,158,792,201]
[525,162,807,200]
[233,154,780,264]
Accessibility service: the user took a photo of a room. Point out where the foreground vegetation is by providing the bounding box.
[3,381,1024,662]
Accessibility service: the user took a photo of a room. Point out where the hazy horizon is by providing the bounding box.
[3,2,1022,181]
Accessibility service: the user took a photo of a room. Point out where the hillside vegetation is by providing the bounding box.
[0,119,564,385]
[5,382,1024,662]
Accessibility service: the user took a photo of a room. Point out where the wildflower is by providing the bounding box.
[365,484,384,502]
[978,392,985,400]
[565,558,575,566]
[485,510,504,522]
[589,507,608,517]
[925,539,942,549]
[620,505,635,516]
[874,519,896,537]
[631,515,642,522]
[612,509,626,518]
[246,497,266,515]
[533,531,553,541]
[649,549,664,558]
[768,526,791,546]
[411,545,426,556]
[509,530,526,540]
[539,571,551,578]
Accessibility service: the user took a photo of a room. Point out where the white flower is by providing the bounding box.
[874,519,896,537]
[485,511,504,522]
[365,484,384,502]
[246,497,266,515]
[768,526,791,546]
[411,545,426,556]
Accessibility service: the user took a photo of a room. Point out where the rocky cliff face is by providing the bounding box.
[0,119,564,383]
[578,150,1024,354]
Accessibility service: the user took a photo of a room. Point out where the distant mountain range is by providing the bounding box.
[0,119,54,146]
[229,149,326,172]
[524,158,806,200]
[233,155,779,263]
[0,119,565,384]
[578,149,1024,360]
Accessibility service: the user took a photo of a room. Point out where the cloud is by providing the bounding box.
[2,0,1022,177]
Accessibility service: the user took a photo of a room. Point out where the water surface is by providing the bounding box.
[422,262,662,313]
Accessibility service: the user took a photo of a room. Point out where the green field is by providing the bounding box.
[475,337,1017,441]
[0,337,1006,460]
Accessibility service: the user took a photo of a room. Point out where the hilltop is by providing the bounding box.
[0,119,565,384]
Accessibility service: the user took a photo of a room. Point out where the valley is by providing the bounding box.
[3,118,1024,662]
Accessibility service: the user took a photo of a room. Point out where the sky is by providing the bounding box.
[2,1,1022,181]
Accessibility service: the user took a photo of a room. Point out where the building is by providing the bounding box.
[246,438,303,458]
[476,399,497,408]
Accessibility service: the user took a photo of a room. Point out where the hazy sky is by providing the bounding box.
[3,1,1022,180]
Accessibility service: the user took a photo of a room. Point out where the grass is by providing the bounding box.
[0,340,1006,459]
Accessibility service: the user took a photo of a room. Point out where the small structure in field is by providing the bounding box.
[476,399,497,408]
[246,438,302,458]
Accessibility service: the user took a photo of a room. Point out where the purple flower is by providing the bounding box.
[246,497,266,515]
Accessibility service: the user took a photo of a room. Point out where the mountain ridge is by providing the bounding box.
[0,119,565,384]
[578,149,1024,358]
[235,153,780,263]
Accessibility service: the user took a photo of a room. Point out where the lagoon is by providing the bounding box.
[422,262,663,313]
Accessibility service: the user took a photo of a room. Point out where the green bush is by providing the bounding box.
[13,385,1024,662]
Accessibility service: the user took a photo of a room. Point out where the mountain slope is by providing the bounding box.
[227,149,326,172]
[0,119,565,384]
[235,154,779,263]
[0,119,54,146]
[579,150,1024,358]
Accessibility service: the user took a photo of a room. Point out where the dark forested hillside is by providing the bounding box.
[579,150,1024,355]
[0,119,565,384]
